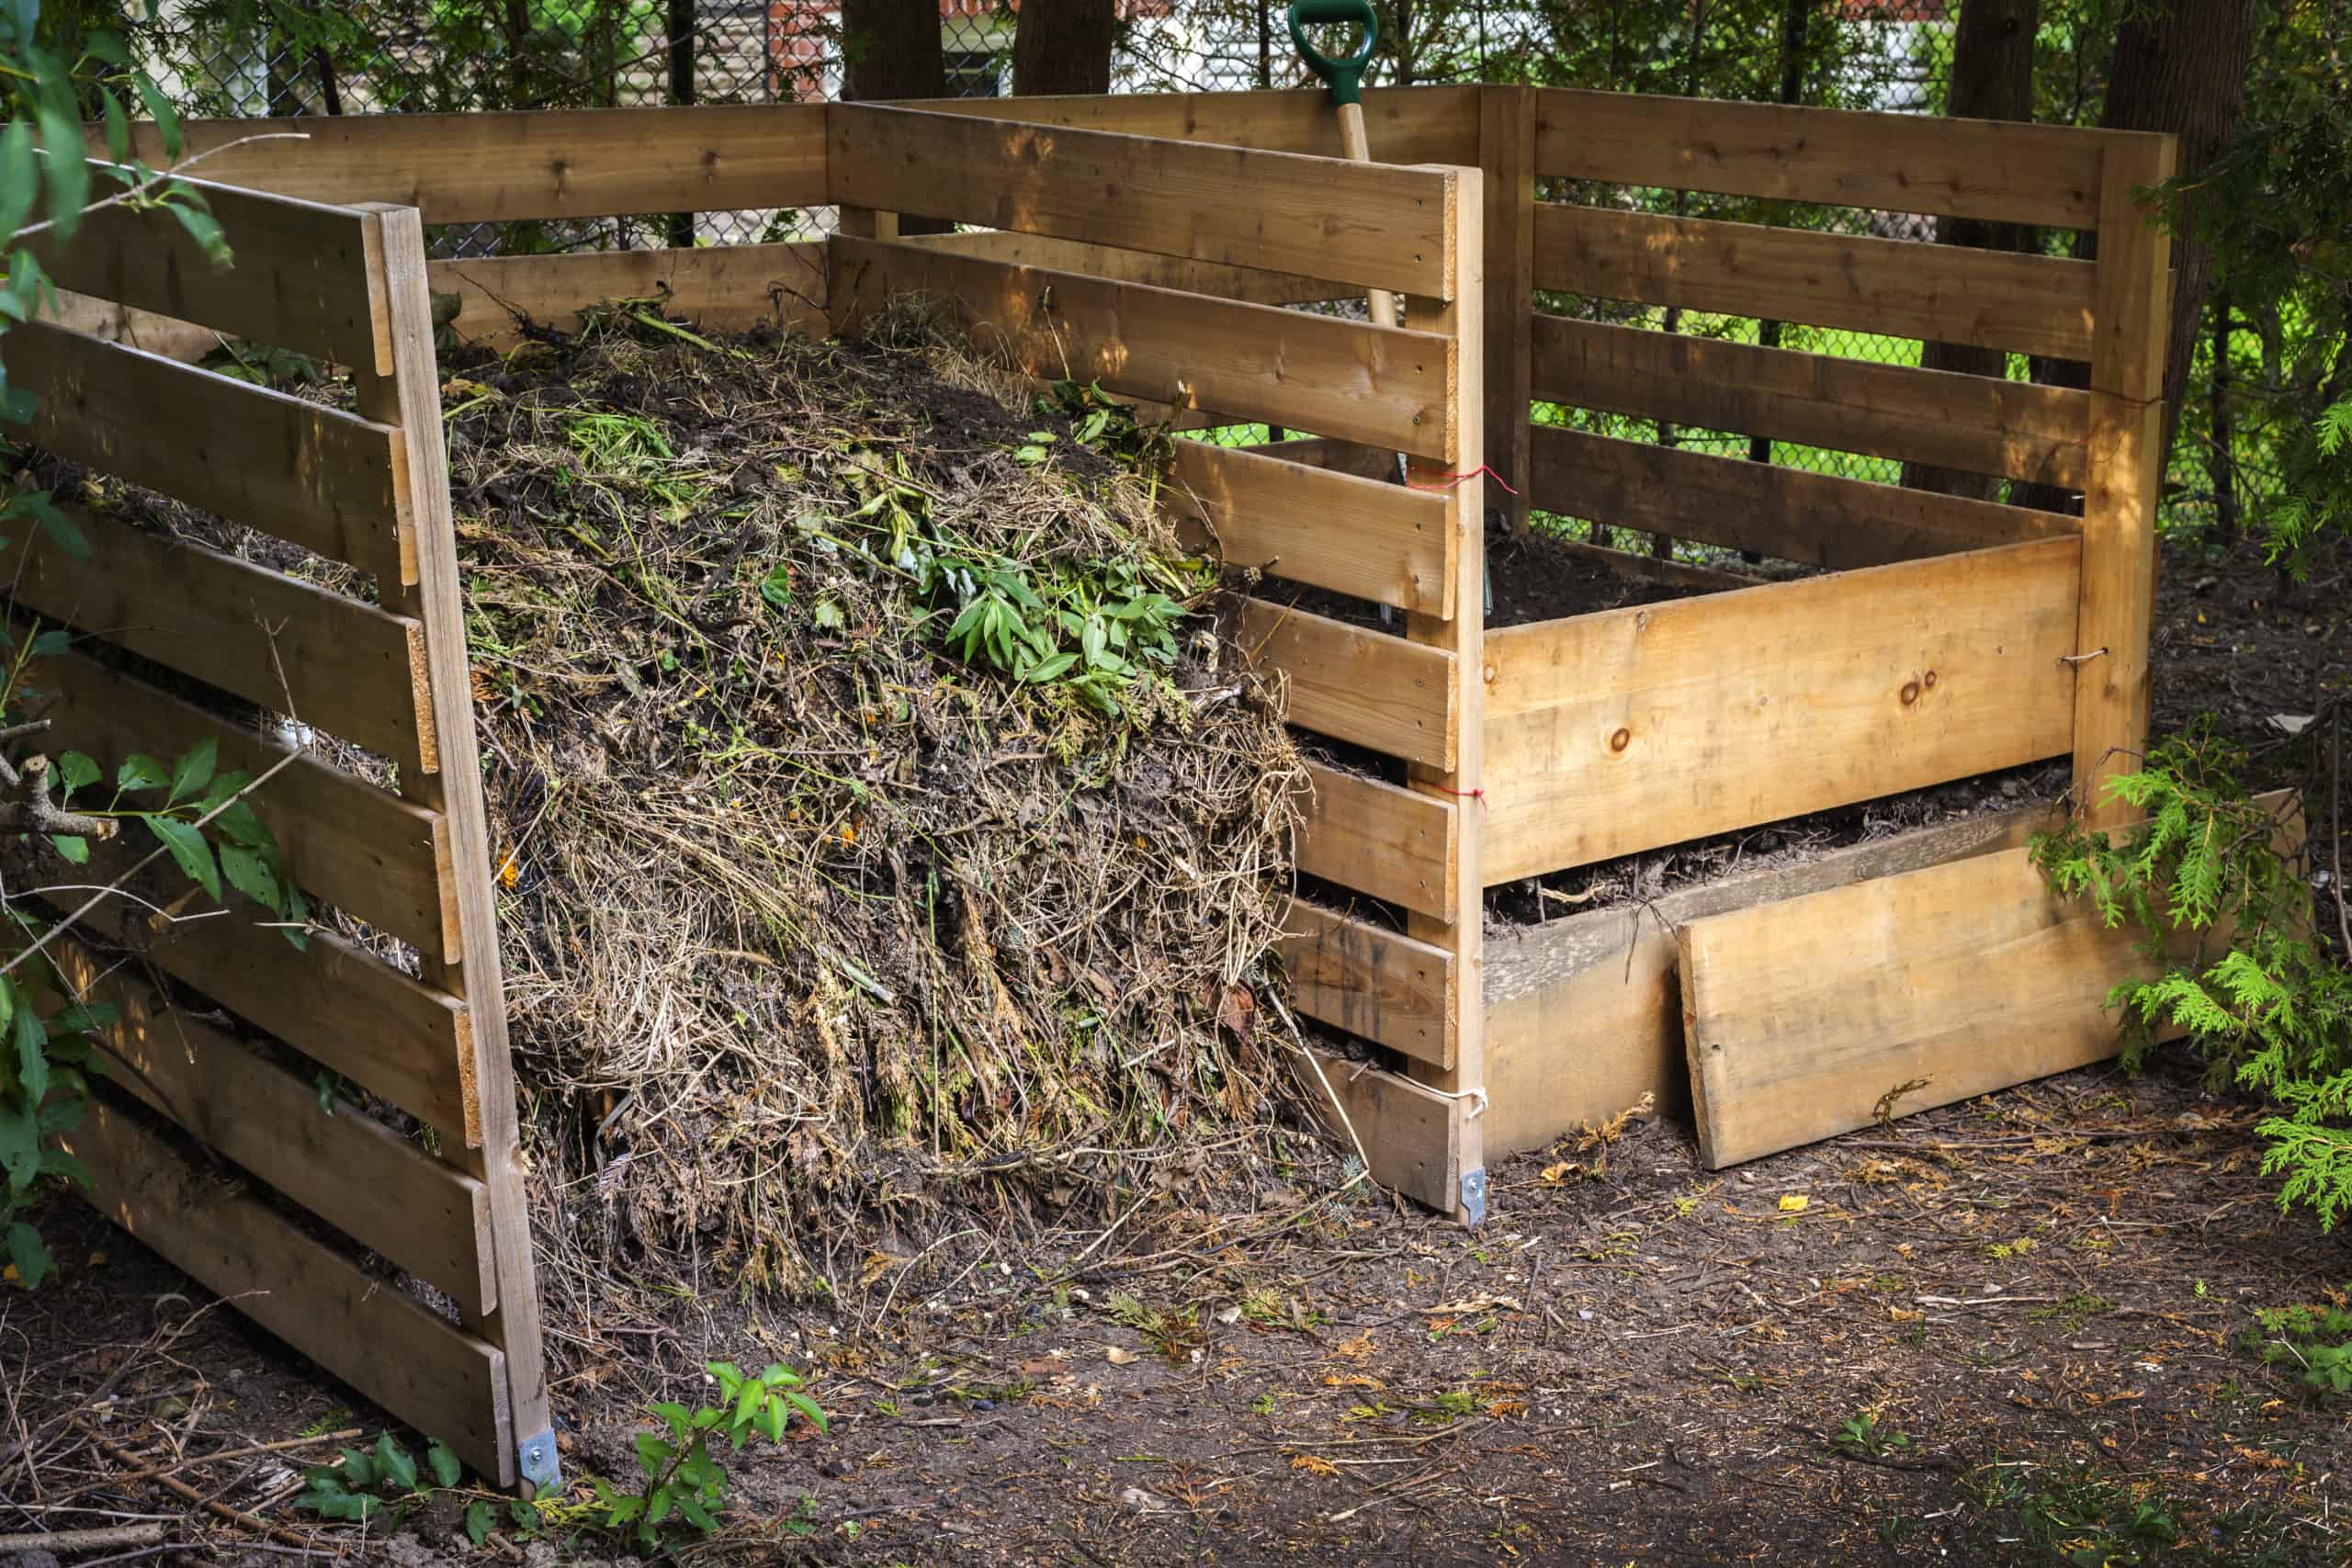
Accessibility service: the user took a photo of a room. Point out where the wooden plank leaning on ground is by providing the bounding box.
[4,321,408,585]
[1533,203,2096,364]
[828,236,1454,460]
[1293,762,1456,919]
[0,505,436,776]
[1528,424,2067,570]
[111,103,829,225]
[432,243,831,347]
[1530,311,2094,493]
[49,936,494,1315]
[1237,599,1456,771]
[1481,536,2081,883]
[827,104,1459,300]
[62,1098,512,1483]
[1283,902,1456,1069]
[1166,440,1452,617]
[1533,88,2106,230]
[28,649,454,963]
[26,174,386,371]
[880,85,1482,172]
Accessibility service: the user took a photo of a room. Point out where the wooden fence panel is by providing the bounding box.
[1169,441,1452,616]
[1295,762,1457,919]
[433,243,831,346]
[1238,599,1456,769]
[1283,901,1456,1068]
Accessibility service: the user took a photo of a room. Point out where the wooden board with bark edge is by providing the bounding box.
[49,936,494,1315]
[1528,424,2067,571]
[432,242,831,347]
[4,321,408,585]
[1283,900,1455,1068]
[827,236,1455,460]
[63,1097,512,1483]
[1480,536,2081,884]
[1237,599,1456,771]
[1532,203,2095,364]
[1294,762,1457,921]
[26,174,388,372]
[887,85,1480,167]
[1166,440,1452,617]
[1529,311,2094,493]
[108,103,829,226]
[827,103,1458,299]
[1532,88,2109,229]
[0,504,436,779]
[28,648,454,964]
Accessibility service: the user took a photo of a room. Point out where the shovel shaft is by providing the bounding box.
[1334,102,1400,330]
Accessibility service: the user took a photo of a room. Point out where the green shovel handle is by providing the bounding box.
[1287,0,1378,107]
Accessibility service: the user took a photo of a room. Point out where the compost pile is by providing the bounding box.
[431,307,1310,1303]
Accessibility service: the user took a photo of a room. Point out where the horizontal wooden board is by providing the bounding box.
[1168,440,1450,615]
[830,104,1459,299]
[1239,599,1456,769]
[41,290,217,363]
[1283,899,1456,1067]
[1534,203,2095,362]
[65,1098,511,1483]
[1533,88,2116,229]
[1541,535,1759,592]
[907,230,1348,307]
[1530,312,2094,492]
[119,104,828,225]
[53,938,492,1314]
[2,506,435,773]
[896,85,1480,165]
[6,321,407,583]
[1295,761,1456,919]
[1480,796,2058,1155]
[1482,537,2081,882]
[1679,843,2154,1168]
[433,242,830,346]
[27,175,386,371]
[1297,1047,1460,1214]
[63,863,476,1146]
[1529,424,2065,570]
[831,236,1453,459]
[29,649,452,963]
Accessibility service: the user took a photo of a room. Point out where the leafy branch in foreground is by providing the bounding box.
[2032,719,2352,1229]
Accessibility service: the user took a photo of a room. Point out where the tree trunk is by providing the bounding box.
[1013,0,1118,96]
[841,0,947,231]
[2010,0,2258,513]
[1904,0,2039,501]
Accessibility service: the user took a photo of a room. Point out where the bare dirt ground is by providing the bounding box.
[4,533,2346,1567]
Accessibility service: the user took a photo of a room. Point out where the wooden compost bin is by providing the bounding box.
[9,85,2172,1472]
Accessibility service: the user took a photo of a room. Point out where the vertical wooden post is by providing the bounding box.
[1404,167,1487,1225]
[2072,133,2177,832]
[1479,85,1534,537]
[355,203,558,1495]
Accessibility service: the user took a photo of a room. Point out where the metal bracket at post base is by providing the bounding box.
[517,1428,562,1495]
[1460,1168,1487,1228]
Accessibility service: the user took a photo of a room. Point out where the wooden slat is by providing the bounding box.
[1295,761,1456,919]
[6,321,407,583]
[118,105,829,225]
[1543,535,1759,592]
[894,85,1481,165]
[1168,441,1451,615]
[1533,88,2112,229]
[828,104,1458,299]
[64,1098,511,1483]
[27,175,386,371]
[1298,1048,1460,1214]
[41,290,217,363]
[52,939,493,1314]
[905,230,1347,306]
[1283,900,1456,1068]
[1480,796,2056,1155]
[28,649,453,964]
[2073,137,2177,831]
[1678,843,2153,1168]
[67,865,476,1147]
[433,243,831,346]
[831,235,1453,459]
[1482,86,1537,534]
[1529,424,2065,570]
[1238,599,1456,769]
[2,506,435,774]
[1530,312,2094,491]
[1481,537,2080,883]
[1534,203,2095,362]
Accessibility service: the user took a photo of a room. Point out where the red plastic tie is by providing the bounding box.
[1407,464,1520,496]
[1430,784,1487,808]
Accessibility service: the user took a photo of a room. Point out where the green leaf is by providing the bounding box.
[57,752,98,793]
[426,1440,463,1489]
[47,836,87,864]
[675,1494,716,1531]
[116,754,169,792]
[0,120,37,246]
[6,1221,51,1289]
[375,1432,417,1493]
[35,106,91,245]
[168,739,217,806]
[26,628,68,659]
[135,79,182,163]
[651,1400,693,1440]
[0,1104,37,1194]
[219,843,281,913]
[209,798,272,851]
[143,816,220,900]
[647,1487,674,1527]
[337,1446,378,1489]
[20,493,88,561]
[164,197,228,266]
[463,1497,494,1546]
[782,1390,828,1433]
[99,86,131,165]
[635,1431,672,1477]
[12,1001,48,1110]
